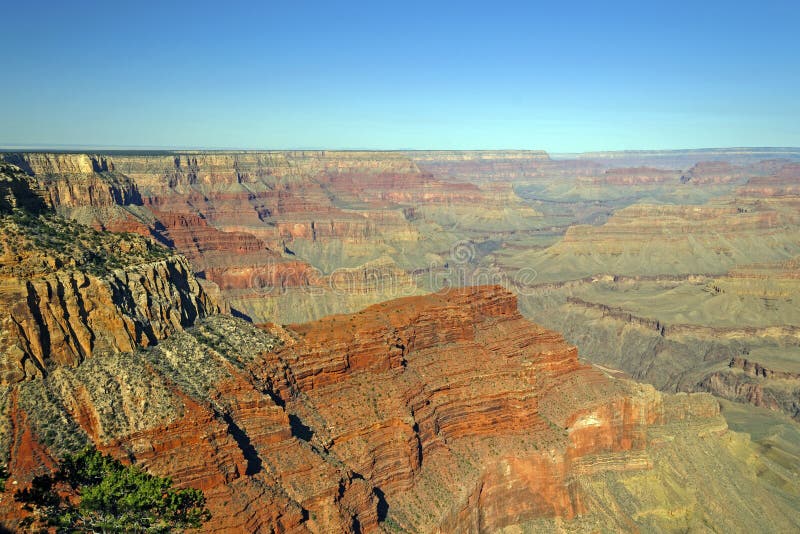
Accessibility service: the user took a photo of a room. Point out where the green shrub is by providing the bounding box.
[15,447,211,532]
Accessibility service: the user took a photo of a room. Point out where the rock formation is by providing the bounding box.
[2,286,798,532]
[0,163,221,384]
[501,191,800,282]
[1,151,544,323]
[2,150,800,531]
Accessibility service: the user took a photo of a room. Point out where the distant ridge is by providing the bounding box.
[3,146,799,159]
[554,147,800,158]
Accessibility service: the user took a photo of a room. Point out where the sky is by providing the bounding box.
[1,0,798,152]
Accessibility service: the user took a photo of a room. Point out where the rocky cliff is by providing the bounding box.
[2,150,799,531]
[2,151,545,323]
[501,191,800,282]
[699,367,800,419]
[516,255,800,421]
[738,163,800,197]
[0,163,221,384]
[2,286,797,532]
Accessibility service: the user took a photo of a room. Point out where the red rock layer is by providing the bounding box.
[591,166,680,185]
[319,171,488,206]
[4,152,531,294]
[682,161,749,184]
[0,286,727,532]
[738,163,800,196]
[0,153,541,327]
[256,287,717,531]
[560,201,798,246]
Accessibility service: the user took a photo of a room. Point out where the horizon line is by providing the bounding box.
[2,145,800,156]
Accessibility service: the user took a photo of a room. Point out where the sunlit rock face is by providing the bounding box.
[0,163,221,384]
[2,150,800,531]
[3,285,797,532]
[3,151,546,323]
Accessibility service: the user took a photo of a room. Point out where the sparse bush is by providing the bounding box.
[14,447,211,532]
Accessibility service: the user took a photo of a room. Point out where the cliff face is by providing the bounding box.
[517,272,800,430]
[698,355,800,420]
[699,370,799,417]
[502,192,800,283]
[2,151,799,531]
[512,227,800,420]
[0,163,221,384]
[1,256,219,383]
[738,163,800,196]
[592,166,680,185]
[3,286,797,532]
[2,151,544,323]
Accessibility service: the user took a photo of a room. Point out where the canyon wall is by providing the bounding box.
[0,163,221,384]
[3,149,799,529]
[3,152,546,323]
[2,286,798,532]
[0,255,220,383]
[517,256,800,420]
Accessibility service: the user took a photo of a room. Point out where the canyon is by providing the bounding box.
[1,149,800,531]
[3,280,797,531]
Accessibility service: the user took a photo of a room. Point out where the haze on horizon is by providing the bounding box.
[1,0,798,153]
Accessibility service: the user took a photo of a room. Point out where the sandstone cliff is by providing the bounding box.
[2,151,545,323]
[2,286,797,532]
[1,255,220,384]
[501,192,800,282]
[2,150,799,531]
[0,164,221,384]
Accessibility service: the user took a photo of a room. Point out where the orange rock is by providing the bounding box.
[2,286,727,532]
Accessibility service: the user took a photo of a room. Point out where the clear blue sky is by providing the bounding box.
[1,0,798,152]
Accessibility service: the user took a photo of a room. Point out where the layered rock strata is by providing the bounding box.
[2,152,544,322]
[0,164,221,384]
[2,286,797,532]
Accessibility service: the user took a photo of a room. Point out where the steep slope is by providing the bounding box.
[2,286,797,532]
[502,162,800,426]
[517,260,800,420]
[3,149,800,531]
[3,151,544,323]
[520,282,800,419]
[0,163,221,384]
[501,198,800,282]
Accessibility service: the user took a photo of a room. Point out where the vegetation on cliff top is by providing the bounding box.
[0,210,170,277]
[13,447,210,532]
[0,163,170,277]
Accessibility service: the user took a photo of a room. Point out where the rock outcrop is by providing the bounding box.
[1,255,219,383]
[2,149,799,531]
[738,163,800,197]
[516,254,800,420]
[2,286,797,532]
[0,164,221,384]
[696,354,800,420]
[2,151,544,322]
[592,166,680,185]
[501,191,800,282]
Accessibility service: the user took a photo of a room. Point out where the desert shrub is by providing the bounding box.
[14,447,210,532]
